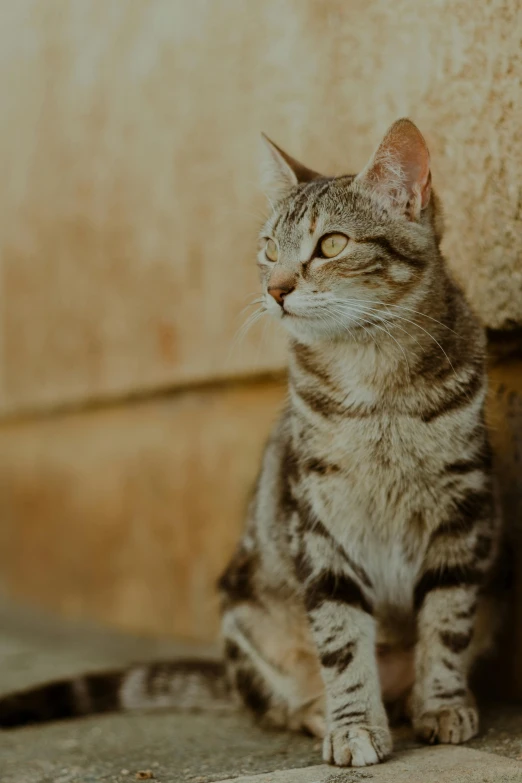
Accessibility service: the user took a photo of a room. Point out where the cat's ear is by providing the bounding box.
[355,119,431,219]
[260,134,321,201]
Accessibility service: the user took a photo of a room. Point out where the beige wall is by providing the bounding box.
[0,0,521,416]
[0,1,521,644]
[0,380,286,640]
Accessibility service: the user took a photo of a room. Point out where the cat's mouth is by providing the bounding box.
[282,307,326,321]
[279,304,300,318]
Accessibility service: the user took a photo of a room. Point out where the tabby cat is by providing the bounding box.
[0,119,502,769]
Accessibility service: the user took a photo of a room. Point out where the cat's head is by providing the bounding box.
[257,119,443,343]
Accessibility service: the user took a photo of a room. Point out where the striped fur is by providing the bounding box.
[0,121,504,770]
[219,120,503,766]
[0,660,232,727]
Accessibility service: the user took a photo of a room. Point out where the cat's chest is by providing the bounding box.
[296,414,439,609]
[298,410,444,498]
[339,521,423,618]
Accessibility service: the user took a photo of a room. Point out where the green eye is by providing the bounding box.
[319,233,349,258]
[265,238,278,262]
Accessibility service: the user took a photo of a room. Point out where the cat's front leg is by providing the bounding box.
[412,580,481,743]
[412,499,498,744]
[295,539,392,767]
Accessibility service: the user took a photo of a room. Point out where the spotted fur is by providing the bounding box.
[0,121,504,770]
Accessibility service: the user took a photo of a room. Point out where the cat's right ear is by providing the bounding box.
[260,134,321,202]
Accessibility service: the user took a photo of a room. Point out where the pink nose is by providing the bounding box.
[268,285,294,306]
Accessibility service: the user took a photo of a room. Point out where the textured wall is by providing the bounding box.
[0,0,520,416]
[0,380,285,640]
[0,1,521,642]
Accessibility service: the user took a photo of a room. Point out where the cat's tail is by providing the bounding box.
[0,659,234,728]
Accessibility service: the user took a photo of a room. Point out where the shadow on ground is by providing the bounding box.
[0,599,521,783]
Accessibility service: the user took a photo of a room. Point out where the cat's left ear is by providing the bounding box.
[260,134,321,202]
[355,118,431,220]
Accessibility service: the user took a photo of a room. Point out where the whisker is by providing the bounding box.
[241,290,266,302]
[254,312,272,368]
[331,296,460,337]
[238,309,267,340]
[237,297,265,317]
[227,307,268,367]
[330,302,424,353]
[387,313,457,377]
[308,308,338,343]
[329,307,384,356]
[328,304,410,375]
[326,308,361,346]
[364,321,411,376]
[328,298,457,377]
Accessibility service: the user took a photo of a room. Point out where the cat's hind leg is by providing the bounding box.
[222,599,326,737]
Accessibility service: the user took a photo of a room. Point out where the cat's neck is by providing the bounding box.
[289,333,407,393]
[288,271,456,395]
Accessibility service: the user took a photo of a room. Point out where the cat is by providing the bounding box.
[0,119,503,769]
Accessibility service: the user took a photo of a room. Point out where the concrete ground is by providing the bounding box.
[0,599,521,783]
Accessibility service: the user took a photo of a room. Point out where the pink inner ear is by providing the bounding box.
[419,169,431,209]
[398,131,431,206]
[361,119,431,212]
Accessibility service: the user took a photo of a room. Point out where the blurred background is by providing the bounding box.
[0,0,520,674]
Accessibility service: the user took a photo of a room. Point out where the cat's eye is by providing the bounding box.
[265,238,278,262]
[319,233,349,258]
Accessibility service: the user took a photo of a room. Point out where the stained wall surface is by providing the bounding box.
[0,380,286,640]
[0,0,521,416]
[0,1,521,641]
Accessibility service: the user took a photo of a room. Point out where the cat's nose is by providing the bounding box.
[268,285,295,306]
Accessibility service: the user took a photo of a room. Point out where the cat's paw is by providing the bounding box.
[414,706,479,745]
[322,725,392,767]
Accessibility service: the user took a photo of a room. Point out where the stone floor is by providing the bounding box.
[0,598,521,782]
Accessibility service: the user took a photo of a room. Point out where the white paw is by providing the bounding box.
[414,706,479,744]
[322,725,392,767]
